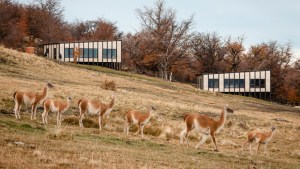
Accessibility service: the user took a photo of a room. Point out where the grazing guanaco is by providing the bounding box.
[180,105,234,151]
[124,106,156,138]
[42,96,72,128]
[78,95,115,130]
[13,81,54,120]
[242,127,276,155]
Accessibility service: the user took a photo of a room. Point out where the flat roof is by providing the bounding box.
[197,70,270,76]
[43,40,122,45]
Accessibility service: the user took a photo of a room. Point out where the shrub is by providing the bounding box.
[101,80,116,91]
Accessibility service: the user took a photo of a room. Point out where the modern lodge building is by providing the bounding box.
[43,40,122,69]
[196,70,271,100]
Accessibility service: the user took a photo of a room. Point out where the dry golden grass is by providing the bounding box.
[0,46,300,168]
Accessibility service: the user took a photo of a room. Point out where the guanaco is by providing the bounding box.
[78,95,115,130]
[124,106,156,138]
[180,105,234,151]
[13,81,54,120]
[42,96,72,128]
[242,127,276,155]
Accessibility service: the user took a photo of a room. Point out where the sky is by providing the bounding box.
[17,0,300,61]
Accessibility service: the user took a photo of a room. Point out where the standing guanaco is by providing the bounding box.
[180,105,234,151]
[13,81,54,120]
[242,127,276,155]
[124,106,156,138]
[42,96,72,128]
[78,95,115,130]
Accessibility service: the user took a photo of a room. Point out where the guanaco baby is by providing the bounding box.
[78,95,115,130]
[42,96,72,128]
[13,81,54,120]
[124,106,156,138]
[180,105,234,151]
[242,127,276,155]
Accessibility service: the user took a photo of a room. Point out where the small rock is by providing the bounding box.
[14,141,25,145]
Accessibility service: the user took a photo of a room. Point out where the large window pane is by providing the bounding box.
[79,48,98,58]
[250,79,255,88]
[229,79,234,88]
[64,48,74,58]
[260,79,265,88]
[208,79,219,88]
[224,79,245,88]
[250,79,265,88]
[224,79,229,88]
[239,79,245,88]
[234,79,239,88]
[84,48,88,58]
[103,49,117,59]
[88,48,97,58]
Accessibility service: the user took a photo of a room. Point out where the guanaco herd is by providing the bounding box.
[12,81,276,155]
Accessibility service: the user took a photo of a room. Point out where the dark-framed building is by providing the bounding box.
[196,70,271,100]
[43,40,122,70]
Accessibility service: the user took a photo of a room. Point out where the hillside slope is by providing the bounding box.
[0,46,299,169]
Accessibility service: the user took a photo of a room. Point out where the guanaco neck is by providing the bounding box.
[108,96,115,108]
[216,108,227,128]
[66,98,71,107]
[144,108,153,119]
[266,130,274,138]
[38,85,49,102]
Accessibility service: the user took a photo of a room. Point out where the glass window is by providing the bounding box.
[239,79,245,88]
[229,79,234,88]
[224,79,245,88]
[234,79,239,88]
[260,79,265,88]
[64,48,74,58]
[79,48,97,58]
[250,79,255,88]
[208,79,219,88]
[103,49,117,59]
[224,79,229,88]
[250,79,265,88]
[89,48,97,58]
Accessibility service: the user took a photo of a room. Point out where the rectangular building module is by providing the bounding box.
[43,40,122,69]
[196,71,271,100]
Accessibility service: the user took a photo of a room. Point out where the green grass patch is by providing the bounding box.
[75,133,166,150]
[0,119,45,133]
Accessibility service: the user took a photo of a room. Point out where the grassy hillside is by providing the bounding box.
[0,46,299,169]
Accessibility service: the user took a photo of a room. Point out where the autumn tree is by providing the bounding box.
[191,32,226,73]
[294,59,300,70]
[31,0,65,43]
[69,18,121,41]
[223,36,245,72]
[244,41,292,103]
[0,0,25,48]
[136,0,193,80]
[122,31,158,74]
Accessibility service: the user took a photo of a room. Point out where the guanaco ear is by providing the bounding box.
[149,105,156,111]
[111,93,116,99]
[271,126,276,131]
[46,81,54,88]
[225,104,234,113]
